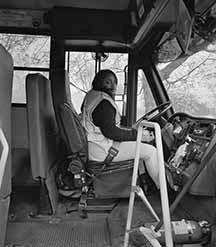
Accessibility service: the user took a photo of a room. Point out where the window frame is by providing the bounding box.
[0,32,51,104]
[65,50,129,115]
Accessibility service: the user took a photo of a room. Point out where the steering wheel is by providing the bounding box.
[135,101,172,126]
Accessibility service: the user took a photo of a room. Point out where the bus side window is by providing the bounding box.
[0,33,50,104]
[137,69,157,120]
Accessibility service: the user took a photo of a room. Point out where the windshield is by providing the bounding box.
[157,42,216,119]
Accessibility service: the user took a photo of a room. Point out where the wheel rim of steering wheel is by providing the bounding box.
[136,101,172,124]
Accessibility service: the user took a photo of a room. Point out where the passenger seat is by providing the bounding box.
[26,73,60,214]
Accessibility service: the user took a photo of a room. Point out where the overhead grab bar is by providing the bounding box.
[0,128,9,189]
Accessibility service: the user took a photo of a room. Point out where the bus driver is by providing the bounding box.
[81,69,160,190]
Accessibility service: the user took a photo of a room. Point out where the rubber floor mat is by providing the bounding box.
[5,218,110,247]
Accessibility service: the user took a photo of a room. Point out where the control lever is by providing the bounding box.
[135,186,160,222]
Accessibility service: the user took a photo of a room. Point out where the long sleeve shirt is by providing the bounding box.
[92,99,137,142]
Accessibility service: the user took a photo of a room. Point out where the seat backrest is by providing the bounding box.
[26,73,59,179]
[51,69,88,164]
[58,103,88,159]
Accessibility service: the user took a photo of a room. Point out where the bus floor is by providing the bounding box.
[5,186,206,247]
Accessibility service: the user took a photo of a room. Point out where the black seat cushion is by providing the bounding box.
[87,159,134,198]
[87,159,134,173]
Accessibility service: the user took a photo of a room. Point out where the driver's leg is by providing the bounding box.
[114,141,160,188]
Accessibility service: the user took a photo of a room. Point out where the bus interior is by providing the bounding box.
[1,0,216,246]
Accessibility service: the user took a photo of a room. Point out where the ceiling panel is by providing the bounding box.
[0,0,130,10]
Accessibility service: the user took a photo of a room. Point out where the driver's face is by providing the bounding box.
[103,74,117,99]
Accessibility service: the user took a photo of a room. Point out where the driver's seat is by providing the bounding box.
[51,70,134,198]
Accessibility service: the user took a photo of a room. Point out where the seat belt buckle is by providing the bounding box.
[103,146,119,165]
[109,146,119,157]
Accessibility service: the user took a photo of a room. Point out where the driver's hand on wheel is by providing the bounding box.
[141,129,155,143]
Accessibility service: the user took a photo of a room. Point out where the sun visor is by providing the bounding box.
[175,0,194,54]
[131,0,178,49]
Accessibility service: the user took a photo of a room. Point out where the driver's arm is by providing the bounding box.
[92,100,137,142]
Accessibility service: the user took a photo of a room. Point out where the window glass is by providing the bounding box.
[0,33,50,103]
[12,71,49,103]
[137,69,157,120]
[0,34,50,67]
[157,47,216,118]
[115,95,124,115]
[66,52,95,113]
[101,53,128,114]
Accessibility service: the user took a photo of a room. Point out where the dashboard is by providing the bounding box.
[165,112,216,192]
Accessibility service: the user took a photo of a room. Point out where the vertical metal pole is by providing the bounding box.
[153,122,173,247]
[98,56,101,71]
[124,121,173,247]
[67,51,70,73]
[95,52,98,74]
[124,125,143,247]
[126,53,137,126]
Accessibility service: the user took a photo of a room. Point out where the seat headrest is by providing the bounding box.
[52,69,72,107]
[26,73,58,135]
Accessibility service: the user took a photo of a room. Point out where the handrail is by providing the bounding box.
[149,121,173,247]
[124,121,173,247]
[0,128,9,190]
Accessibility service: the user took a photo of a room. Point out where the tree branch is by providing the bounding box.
[166,55,210,84]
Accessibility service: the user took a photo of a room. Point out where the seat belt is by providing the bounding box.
[78,142,121,218]
[103,141,121,165]
[91,142,121,178]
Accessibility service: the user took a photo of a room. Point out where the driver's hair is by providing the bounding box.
[92,69,118,90]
